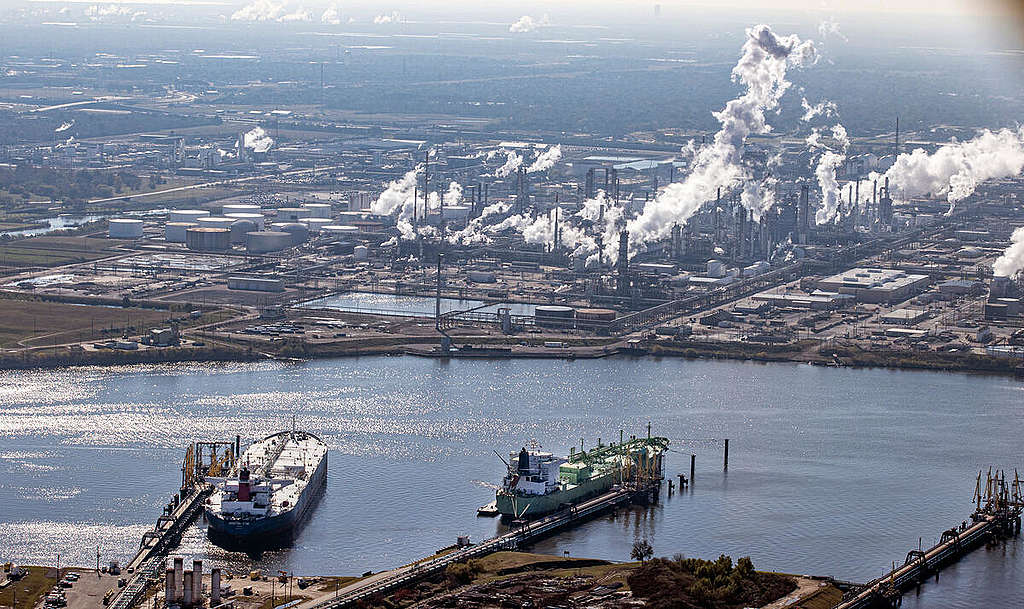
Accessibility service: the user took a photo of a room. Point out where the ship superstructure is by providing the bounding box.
[494,433,668,518]
[205,429,327,545]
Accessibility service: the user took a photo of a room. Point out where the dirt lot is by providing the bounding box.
[0,297,178,348]
[0,236,127,269]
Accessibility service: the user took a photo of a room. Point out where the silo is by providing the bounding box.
[165,222,196,243]
[277,222,310,245]
[277,207,311,221]
[186,227,231,252]
[301,203,333,218]
[221,203,261,215]
[196,216,236,229]
[109,218,144,239]
[246,231,293,254]
[229,219,257,243]
[353,245,369,260]
[304,218,333,233]
[169,209,210,223]
[225,212,265,230]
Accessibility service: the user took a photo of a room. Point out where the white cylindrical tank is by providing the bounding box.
[354,245,369,260]
[165,222,196,243]
[707,259,726,278]
[109,218,144,239]
[169,209,210,223]
[276,222,310,245]
[246,231,293,254]
[301,203,333,218]
[277,207,311,221]
[221,203,261,215]
[225,212,265,230]
[186,227,231,252]
[304,218,333,233]
[196,216,236,229]
[229,219,257,243]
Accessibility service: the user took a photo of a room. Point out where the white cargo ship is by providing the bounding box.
[205,430,327,545]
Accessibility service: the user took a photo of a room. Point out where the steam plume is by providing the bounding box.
[878,127,1024,214]
[374,11,401,24]
[526,145,562,173]
[243,127,274,153]
[509,14,549,33]
[494,150,523,177]
[994,227,1024,277]
[627,24,816,251]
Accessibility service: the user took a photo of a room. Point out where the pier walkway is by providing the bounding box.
[304,484,651,609]
[108,485,212,609]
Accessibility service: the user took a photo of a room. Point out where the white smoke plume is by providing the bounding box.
[801,97,836,122]
[526,145,562,173]
[85,4,147,22]
[509,14,549,33]
[813,123,850,224]
[321,4,341,24]
[877,127,1024,214]
[627,24,816,253]
[370,168,419,220]
[232,0,310,22]
[994,227,1024,278]
[232,0,285,21]
[279,8,311,22]
[442,181,463,207]
[818,18,848,43]
[814,151,845,224]
[373,11,401,24]
[54,120,74,133]
[494,150,524,178]
[243,127,274,153]
[448,201,512,245]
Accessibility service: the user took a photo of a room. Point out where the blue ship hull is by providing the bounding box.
[206,452,327,547]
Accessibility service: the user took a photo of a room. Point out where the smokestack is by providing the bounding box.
[183,571,193,608]
[173,557,184,602]
[165,569,175,606]
[211,569,221,606]
[799,184,809,236]
[616,230,629,296]
[423,150,430,214]
[192,561,202,604]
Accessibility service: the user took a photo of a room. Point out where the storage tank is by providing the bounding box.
[196,216,236,229]
[321,225,361,237]
[169,209,210,223]
[246,231,292,254]
[109,218,144,239]
[229,219,257,243]
[185,227,230,252]
[224,212,265,230]
[221,203,261,215]
[707,259,726,278]
[277,207,311,221]
[534,305,575,328]
[301,203,333,218]
[304,218,333,233]
[165,222,196,243]
[277,223,310,245]
[353,245,369,260]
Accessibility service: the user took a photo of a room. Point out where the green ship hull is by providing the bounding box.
[495,470,615,517]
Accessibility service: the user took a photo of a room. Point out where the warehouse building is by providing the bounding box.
[815,268,930,304]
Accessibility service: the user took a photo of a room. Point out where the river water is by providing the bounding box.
[1,356,1021,608]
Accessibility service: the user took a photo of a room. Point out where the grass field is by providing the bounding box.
[0,298,184,348]
[0,236,126,268]
[0,567,57,609]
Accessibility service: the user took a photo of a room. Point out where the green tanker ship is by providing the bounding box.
[493,433,669,518]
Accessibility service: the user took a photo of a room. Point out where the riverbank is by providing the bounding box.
[1,332,1022,378]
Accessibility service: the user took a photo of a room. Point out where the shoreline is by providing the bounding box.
[0,335,1021,379]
